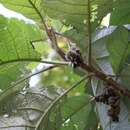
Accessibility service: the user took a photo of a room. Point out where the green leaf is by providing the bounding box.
[61,95,91,119]
[0,0,113,30]
[0,15,43,89]
[0,16,42,63]
[0,0,44,21]
[110,0,130,25]
[42,0,113,31]
[60,95,98,130]
[119,64,130,110]
[92,27,116,75]
[107,26,130,74]
[84,107,98,130]
[0,15,7,28]
[93,26,130,75]
[119,65,130,87]
[42,0,87,30]
[0,63,29,90]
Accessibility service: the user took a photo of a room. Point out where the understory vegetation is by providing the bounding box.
[0,0,130,130]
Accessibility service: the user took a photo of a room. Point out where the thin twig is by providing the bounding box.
[55,31,67,37]
[14,65,57,86]
[30,39,45,43]
[35,75,88,130]
[30,39,47,49]
[0,59,68,66]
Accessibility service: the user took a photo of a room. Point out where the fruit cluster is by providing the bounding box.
[65,46,83,68]
[95,87,120,122]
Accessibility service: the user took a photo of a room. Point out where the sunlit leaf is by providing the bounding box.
[0,15,43,89]
[0,0,44,22]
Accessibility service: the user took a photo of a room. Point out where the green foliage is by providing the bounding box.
[110,0,130,25]
[0,16,41,62]
[107,26,130,74]
[0,15,43,90]
[0,0,44,21]
[59,95,97,130]
[0,0,130,130]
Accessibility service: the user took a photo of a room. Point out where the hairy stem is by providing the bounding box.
[87,0,92,66]
[80,62,130,97]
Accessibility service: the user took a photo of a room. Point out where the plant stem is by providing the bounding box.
[87,0,92,66]
[28,0,48,33]
[80,62,130,97]
[28,0,66,60]
[0,59,68,66]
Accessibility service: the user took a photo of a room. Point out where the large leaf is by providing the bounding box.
[0,16,42,63]
[110,0,130,25]
[60,95,98,130]
[0,15,43,89]
[42,0,113,31]
[42,0,87,31]
[36,94,96,130]
[0,0,44,22]
[0,63,29,90]
[92,26,130,75]
[107,26,130,74]
[0,0,113,29]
